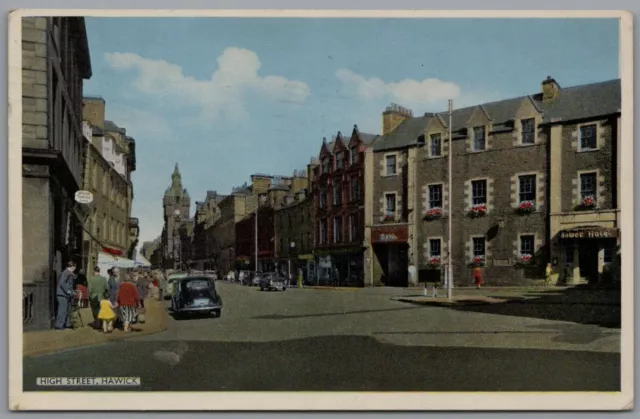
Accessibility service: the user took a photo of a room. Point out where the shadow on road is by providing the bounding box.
[451,286,621,329]
[253,306,424,320]
[23,335,620,392]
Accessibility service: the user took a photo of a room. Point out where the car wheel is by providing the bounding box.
[283,287,287,291]
[213,309,221,318]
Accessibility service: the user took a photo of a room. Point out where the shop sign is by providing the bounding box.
[559,228,619,240]
[74,190,94,204]
[102,246,123,256]
[298,254,314,260]
[371,226,408,243]
[314,246,362,256]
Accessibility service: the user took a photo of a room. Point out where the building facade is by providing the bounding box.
[22,17,92,330]
[274,189,314,282]
[367,77,621,287]
[312,126,378,287]
[161,164,191,270]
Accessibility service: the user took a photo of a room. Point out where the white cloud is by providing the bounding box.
[336,68,463,109]
[105,48,310,121]
[106,106,174,142]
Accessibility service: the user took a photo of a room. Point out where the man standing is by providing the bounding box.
[157,270,167,301]
[54,261,77,330]
[87,265,108,328]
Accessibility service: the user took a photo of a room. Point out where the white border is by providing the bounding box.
[8,8,634,412]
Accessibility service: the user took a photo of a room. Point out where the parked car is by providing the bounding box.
[171,276,222,318]
[259,272,287,291]
[165,272,188,299]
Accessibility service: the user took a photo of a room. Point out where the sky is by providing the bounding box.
[82,17,620,246]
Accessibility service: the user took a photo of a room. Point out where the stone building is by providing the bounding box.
[367,77,621,287]
[274,188,314,282]
[80,97,136,270]
[22,17,92,330]
[191,191,225,271]
[161,164,191,270]
[312,126,378,287]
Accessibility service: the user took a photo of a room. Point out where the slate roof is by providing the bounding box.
[92,126,104,136]
[373,78,621,152]
[103,120,125,133]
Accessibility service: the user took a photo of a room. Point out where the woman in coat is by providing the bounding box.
[116,274,141,332]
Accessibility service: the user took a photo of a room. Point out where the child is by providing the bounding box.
[473,267,483,289]
[98,291,117,333]
[545,263,553,286]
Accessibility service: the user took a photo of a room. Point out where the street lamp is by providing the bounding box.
[289,241,296,286]
[173,209,181,270]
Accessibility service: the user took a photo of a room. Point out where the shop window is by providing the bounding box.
[472,237,486,258]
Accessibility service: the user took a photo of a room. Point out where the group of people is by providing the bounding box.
[54,261,163,333]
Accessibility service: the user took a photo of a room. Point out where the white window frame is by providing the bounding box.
[427,183,443,209]
[472,236,486,258]
[472,125,486,152]
[385,153,397,176]
[517,174,537,204]
[470,179,488,206]
[579,171,598,202]
[578,122,599,152]
[429,133,443,157]
[384,192,397,218]
[429,238,442,259]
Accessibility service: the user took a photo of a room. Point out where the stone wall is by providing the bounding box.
[22,17,48,150]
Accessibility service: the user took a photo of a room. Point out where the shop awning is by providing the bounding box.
[558,226,619,240]
[97,252,136,268]
[134,253,152,267]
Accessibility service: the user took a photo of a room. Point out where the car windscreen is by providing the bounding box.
[183,278,214,290]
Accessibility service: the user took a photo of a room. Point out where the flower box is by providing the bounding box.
[423,207,443,221]
[576,195,597,211]
[381,214,396,223]
[514,254,535,268]
[468,204,487,218]
[426,256,442,270]
[468,256,485,268]
[515,200,535,215]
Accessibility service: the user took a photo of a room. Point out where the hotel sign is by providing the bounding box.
[371,226,408,244]
[559,228,619,240]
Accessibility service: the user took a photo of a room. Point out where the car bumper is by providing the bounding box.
[176,304,222,313]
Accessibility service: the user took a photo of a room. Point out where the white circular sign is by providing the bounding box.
[74,190,94,204]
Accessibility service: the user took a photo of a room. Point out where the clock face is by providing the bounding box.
[174,209,181,215]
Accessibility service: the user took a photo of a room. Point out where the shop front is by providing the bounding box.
[313,246,364,287]
[297,253,315,285]
[558,226,619,284]
[371,225,409,287]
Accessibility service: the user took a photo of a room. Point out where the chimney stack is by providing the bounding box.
[541,76,561,103]
[382,103,413,135]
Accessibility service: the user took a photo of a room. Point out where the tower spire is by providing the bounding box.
[173,163,180,176]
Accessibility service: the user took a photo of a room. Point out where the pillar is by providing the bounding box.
[572,246,580,283]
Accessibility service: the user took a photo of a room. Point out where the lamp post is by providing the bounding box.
[173,209,181,271]
[254,194,266,275]
[289,241,296,286]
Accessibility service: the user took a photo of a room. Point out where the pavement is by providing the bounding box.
[22,299,169,357]
[22,282,621,392]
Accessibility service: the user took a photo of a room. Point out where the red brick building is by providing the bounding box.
[235,205,275,272]
[312,126,378,286]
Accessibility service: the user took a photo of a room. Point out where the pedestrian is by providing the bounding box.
[73,269,88,308]
[545,263,553,286]
[98,291,117,333]
[473,266,483,289]
[108,267,122,327]
[136,270,150,309]
[116,274,141,332]
[157,270,167,301]
[54,261,77,330]
[87,265,108,328]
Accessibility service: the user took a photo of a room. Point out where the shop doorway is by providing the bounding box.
[374,243,408,287]
[578,241,599,283]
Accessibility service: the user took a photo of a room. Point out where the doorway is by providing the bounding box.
[578,241,599,283]
[374,243,408,287]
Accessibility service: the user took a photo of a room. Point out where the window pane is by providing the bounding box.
[520,235,535,254]
[430,133,442,156]
[473,126,486,151]
[472,237,485,257]
[521,118,535,144]
[429,239,441,257]
[428,185,443,208]
[580,124,597,150]
[385,194,396,214]
[471,180,487,205]
[518,175,536,203]
[386,155,396,174]
[580,172,597,199]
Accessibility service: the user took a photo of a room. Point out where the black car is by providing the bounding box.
[171,276,223,318]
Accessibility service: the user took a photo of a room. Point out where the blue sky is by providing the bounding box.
[82,17,620,245]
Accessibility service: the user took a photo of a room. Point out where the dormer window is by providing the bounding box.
[521,118,535,145]
[350,146,358,164]
[429,133,442,157]
[322,157,330,174]
[336,152,344,170]
[472,126,486,151]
